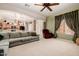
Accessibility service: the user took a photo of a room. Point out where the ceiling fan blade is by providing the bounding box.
[34,4,43,6]
[49,3,59,6]
[40,7,46,11]
[47,6,52,11]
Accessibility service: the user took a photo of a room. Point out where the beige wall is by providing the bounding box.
[46,16,55,33]
[36,20,44,39]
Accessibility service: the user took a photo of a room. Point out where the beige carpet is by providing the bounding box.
[8,38,79,56]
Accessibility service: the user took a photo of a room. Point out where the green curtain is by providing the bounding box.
[54,15,64,37]
[64,10,79,43]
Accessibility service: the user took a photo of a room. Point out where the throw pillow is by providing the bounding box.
[31,32,37,36]
[0,35,4,41]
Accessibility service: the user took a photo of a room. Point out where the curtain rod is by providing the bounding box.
[55,10,79,17]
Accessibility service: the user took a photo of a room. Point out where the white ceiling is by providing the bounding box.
[0,3,79,18]
[0,10,35,22]
[29,3,79,16]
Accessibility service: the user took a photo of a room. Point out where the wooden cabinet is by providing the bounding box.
[76,38,79,45]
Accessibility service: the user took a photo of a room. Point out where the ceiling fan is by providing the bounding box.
[35,3,59,12]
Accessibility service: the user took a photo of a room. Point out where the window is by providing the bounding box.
[58,19,74,35]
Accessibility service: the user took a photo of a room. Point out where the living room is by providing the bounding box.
[0,3,79,56]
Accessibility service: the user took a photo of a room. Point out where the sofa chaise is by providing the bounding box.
[0,32,39,48]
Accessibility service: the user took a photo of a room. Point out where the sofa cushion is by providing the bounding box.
[30,36,39,39]
[31,32,37,36]
[20,32,29,37]
[0,32,9,39]
[9,36,32,42]
[9,32,20,38]
[28,32,37,36]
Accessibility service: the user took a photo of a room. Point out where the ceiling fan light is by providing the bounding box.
[35,3,59,12]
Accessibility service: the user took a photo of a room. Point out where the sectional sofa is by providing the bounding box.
[0,32,39,48]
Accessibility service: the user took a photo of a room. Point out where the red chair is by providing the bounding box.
[42,29,54,39]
